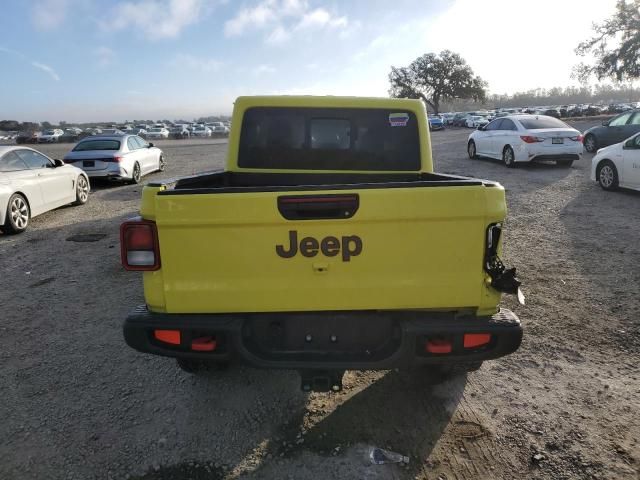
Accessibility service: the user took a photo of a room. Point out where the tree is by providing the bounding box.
[388,50,487,114]
[575,0,640,82]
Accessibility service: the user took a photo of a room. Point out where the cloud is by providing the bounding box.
[1,46,61,81]
[170,53,223,72]
[31,62,61,81]
[224,2,276,36]
[253,64,276,75]
[96,47,116,68]
[103,0,204,40]
[265,25,291,45]
[31,0,70,30]
[224,0,348,44]
[295,8,347,30]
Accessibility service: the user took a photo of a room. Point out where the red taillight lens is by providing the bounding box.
[154,329,181,345]
[463,333,492,349]
[120,219,160,271]
[572,135,583,142]
[520,135,545,143]
[425,337,452,354]
[113,156,124,163]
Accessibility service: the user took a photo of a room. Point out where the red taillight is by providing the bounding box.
[520,135,545,143]
[111,156,124,163]
[425,337,452,354]
[463,333,492,349]
[572,135,583,142]
[191,336,217,352]
[154,329,181,345]
[120,218,160,271]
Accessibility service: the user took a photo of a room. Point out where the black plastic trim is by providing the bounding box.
[123,307,522,370]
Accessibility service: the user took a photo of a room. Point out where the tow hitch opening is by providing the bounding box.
[299,370,345,392]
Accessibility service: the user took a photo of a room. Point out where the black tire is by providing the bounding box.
[131,162,141,184]
[556,159,574,168]
[502,146,516,168]
[584,134,598,153]
[3,193,30,234]
[158,155,165,172]
[73,175,89,205]
[176,358,229,374]
[467,140,478,159]
[597,160,619,191]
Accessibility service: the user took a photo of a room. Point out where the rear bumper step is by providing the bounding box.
[123,307,522,370]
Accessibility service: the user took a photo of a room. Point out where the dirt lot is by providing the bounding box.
[1,124,638,480]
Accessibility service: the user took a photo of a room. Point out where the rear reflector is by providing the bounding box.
[425,338,452,354]
[191,336,217,352]
[120,219,160,271]
[464,333,492,349]
[154,329,181,345]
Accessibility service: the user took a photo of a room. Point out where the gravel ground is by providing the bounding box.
[1,125,638,480]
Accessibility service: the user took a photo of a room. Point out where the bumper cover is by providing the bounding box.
[124,306,522,370]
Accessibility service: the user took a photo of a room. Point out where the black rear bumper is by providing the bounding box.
[123,307,522,370]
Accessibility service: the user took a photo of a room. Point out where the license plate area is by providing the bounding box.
[552,137,564,144]
[242,313,400,362]
[83,160,95,167]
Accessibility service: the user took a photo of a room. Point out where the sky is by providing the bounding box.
[0,0,620,122]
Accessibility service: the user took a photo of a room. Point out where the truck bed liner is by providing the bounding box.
[151,171,498,195]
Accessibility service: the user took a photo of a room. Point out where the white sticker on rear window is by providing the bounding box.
[389,113,409,127]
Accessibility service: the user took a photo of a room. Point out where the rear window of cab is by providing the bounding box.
[73,140,121,151]
[238,107,421,170]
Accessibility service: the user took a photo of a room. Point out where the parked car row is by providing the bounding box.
[11,120,231,145]
[465,112,640,193]
[0,133,167,234]
[439,102,640,130]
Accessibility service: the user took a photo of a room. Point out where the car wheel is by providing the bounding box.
[503,146,516,168]
[556,159,574,168]
[4,193,30,234]
[597,160,618,190]
[584,134,598,153]
[73,175,89,205]
[467,140,478,159]
[131,162,141,184]
[158,154,165,172]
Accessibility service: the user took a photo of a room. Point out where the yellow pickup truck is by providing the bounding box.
[121,96,523,391]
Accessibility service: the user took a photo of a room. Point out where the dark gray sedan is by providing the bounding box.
[583,109,640,152]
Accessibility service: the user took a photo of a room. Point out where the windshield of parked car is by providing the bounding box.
[150,128,162,132]
[519,117,570,129]
[73,140,121,151]
[239,106,421,171]
[44,130,55,135]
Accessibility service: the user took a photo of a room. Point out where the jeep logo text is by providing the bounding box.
[276,230,362,262]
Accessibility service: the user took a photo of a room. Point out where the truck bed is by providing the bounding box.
[151,170,494,194]
[141,170,505,316]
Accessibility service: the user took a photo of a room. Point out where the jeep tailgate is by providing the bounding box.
[144,183,505,314]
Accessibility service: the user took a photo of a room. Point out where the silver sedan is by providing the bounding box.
[63,135,165,183]
[0,146,89,234]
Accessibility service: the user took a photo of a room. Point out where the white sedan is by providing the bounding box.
[591,132,640,191]
[0,146,89,234]
[467,115,583,167]
[146,127,169,139]
[466,116,489,128]
[63,135,164,184]
[38,129,64,143]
